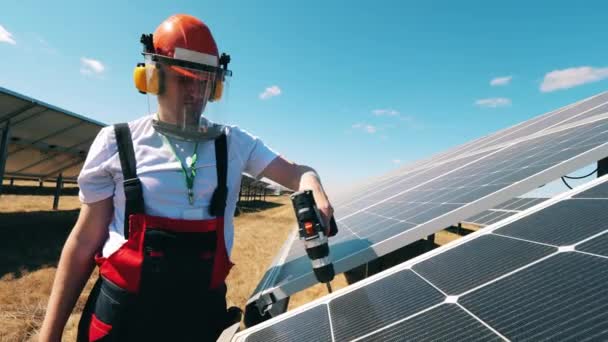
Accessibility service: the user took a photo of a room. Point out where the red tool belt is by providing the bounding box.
[78,123,233,342]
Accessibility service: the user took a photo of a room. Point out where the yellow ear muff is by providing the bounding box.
[133,63,162,95]
[211,80,223,102]
[134,63,148,94]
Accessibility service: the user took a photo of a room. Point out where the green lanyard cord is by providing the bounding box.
[161,135,199,205]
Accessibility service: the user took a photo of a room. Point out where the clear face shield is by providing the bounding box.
[143,54,231,141]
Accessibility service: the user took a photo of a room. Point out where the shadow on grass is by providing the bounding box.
[1,185,79,196]
[0,209,79,278]
[236,200,284,215]
[0,199,285,278]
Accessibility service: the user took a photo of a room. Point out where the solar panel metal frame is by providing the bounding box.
[233,174,608,342]
[246,93,608,317]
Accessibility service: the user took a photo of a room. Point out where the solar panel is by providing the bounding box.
[332,91,608,205]
[234,175,608,341]
[463,197,547,226]
[461,91,608,153]
[247,92,608,315]
[0,86,105,185]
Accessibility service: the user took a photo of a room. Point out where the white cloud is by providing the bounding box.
[352,123,377,134]
[372,108,400,116]
[0,25,16,45]
[540,66,608,92]
[259,85,281,100]
[490,76,512,86]
[80,57,105,75]
[392,159,402,164]
[475,97,512,108]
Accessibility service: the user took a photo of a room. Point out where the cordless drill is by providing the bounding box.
[290,190,338,293]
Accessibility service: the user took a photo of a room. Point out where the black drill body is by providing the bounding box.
[290,190,338,290]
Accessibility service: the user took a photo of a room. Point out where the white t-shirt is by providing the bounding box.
[77,115,279,258]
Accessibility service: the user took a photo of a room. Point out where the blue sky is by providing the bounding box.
[2,1,608,194]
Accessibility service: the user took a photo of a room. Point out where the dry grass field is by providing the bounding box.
[0,181,461,341]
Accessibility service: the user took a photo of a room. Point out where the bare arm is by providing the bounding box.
[260,156,334,228]
[39,198,113,342]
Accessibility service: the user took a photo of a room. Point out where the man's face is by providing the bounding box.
[158,66,212,127]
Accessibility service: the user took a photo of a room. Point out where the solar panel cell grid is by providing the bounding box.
[576,231,608,257]
[329,269,445,341]
[495,199,608,246]
[412,234,556,295]
[459,253,608,341]
[360,304,503,342]
[244,305,332,342]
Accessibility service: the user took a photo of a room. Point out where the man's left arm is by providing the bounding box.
[260,156,334,229]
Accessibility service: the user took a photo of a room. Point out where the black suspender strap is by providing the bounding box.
[209,133,228,217]
[114,123,145,238]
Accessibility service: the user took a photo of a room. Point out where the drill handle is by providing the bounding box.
[328,216,338,237]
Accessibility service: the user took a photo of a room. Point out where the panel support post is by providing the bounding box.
[0,121,11,196]
[53,173,63,210]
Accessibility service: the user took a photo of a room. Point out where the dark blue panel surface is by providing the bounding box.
[329,269,444,341]
[414,234,555,295]
[496,199,608,245]
[245,305,331,342]
[360,304,503,342]
[460,253,608,341]
[576,231,608,257]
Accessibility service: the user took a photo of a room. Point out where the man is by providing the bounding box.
[39,14,334,341]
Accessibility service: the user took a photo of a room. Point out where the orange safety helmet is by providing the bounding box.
[134,14,231,101]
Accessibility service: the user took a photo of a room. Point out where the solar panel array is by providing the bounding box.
[0,87,105,183]
[463,197,546,226]
[234,175,608,341]
[247,91,608,312]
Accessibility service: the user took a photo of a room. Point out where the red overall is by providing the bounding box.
[78,124,234,341]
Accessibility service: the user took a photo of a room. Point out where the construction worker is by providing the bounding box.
[39,14,334,341]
